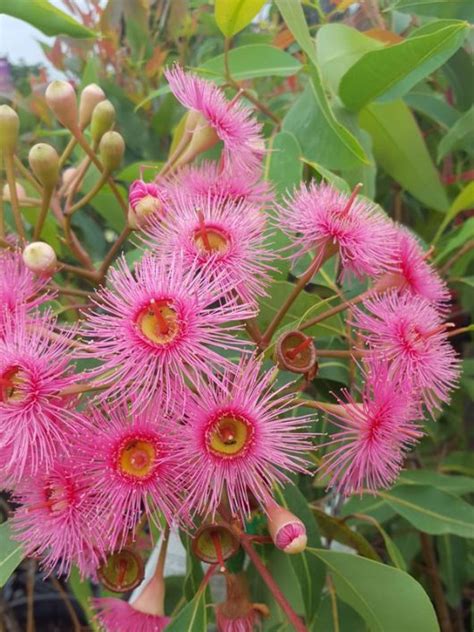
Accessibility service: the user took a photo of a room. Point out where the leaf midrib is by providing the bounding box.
[378,491,473,529]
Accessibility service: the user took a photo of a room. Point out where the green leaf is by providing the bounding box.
[69,567,99,632]
[0,0,96,38]
[341,495,396,524]
[165,587,207,632]
[340,19,469,111]
[359,100,449,212]
[274,484,324,625]
[435,217,474,263]
[266,130,302,197]
[393,0,474,21]
[312,594,367,632]
[198,44,302,81]
[404,92,460,129]
[308,549,440,632]
[378,484,474,537]
[437,106,474,161]
[316,24,382,94]
[438,535,469,607]
[0,522,24,587]
[397,470,474,495]
[440,450,474,477]
[443,48,474,112]
[179,532,204,602]
[302,159,351,193]
[276,0,369,170]
[214,0,267,38]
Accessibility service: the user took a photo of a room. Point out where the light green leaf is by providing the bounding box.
[165,587,207,632]
[274,485,325,624]
[276,0,369,169]
[378,485,474,538]
[437,106,474,161]
[340,19,470,111]
[0,522,24,587]
[397,470,474,495]
[432,182,474,244]
[302,159,351,193]
[404,92,460,129]
[214,0,267,38]
[266,130,302,197]
[0,0,96,38]
[359,100,449,212]
[198,44,302,81]
[341,495,396,524]
[308,549,440,632]
[393,0,474,21]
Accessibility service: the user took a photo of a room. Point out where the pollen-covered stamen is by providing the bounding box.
[0,366,26,403]
[340,182,363,216]
[194,210,229,254]
[286,336,312,361]
[206,413,254,458]
[117,438,157,480]
[137,299,179,345]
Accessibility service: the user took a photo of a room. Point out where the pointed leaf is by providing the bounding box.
[215,0,267,38]
[393,0,474,21]
[0,0,96,38]
[165,587,207,632]
[0,522,24,587]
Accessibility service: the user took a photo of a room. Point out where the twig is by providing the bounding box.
[419,533,453,632]
[439,239,474,275]
[26,559,35,632]
[50,576,81,632]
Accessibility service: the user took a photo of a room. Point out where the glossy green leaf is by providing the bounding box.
[214,0,267,37]
[393,0,474,21]
[266,130,302,196]
[274,484,324,625]
[378,485,474,537]
[308,549,440,632]
[0,0,96,38]
[198,44,302,81]
[437,106,474,161]
[359,100,449,212]
[179,532,204,602]
[397,470,474,495]
[0,522,24,587]
[340,20,470,111]
[432,182,474,245]
[312,595,367,632]
[165,587,207,632]
[276,0,369,169]
[345,513,407,571]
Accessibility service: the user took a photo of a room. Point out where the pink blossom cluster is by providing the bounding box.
[0,66,460,631]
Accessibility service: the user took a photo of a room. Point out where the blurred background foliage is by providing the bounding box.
[0,0,473,630]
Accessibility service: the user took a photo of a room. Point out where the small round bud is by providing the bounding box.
[266,502,307,554]
[0,104,20,153]
[62,167,78,188]
[28,143,60,189]
[91,99,116,144]
[22,242,57,276]
[45,80,78,130]
[128,180,164,229]
[99,131,125,172]
[275,330,317,375]
[79,83,106,129]
[3,182,26,202]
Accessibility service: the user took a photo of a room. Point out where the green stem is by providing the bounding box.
[4,152,26,239]
[298,289,371,332]
[58,137,77,170]
[66,170,109,216]
[33,185,54,240]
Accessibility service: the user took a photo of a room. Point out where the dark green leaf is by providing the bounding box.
[404,92,460,129]
[311,594,367,632]
[437,106,474,161]
[438,535,469,607]
[69,567,99,631]
[0,522,24,587]
[165,587,207,631]
[393,0,474,21]
[0,0,96,38]
[397,470,474,495]
[179,532,204,602]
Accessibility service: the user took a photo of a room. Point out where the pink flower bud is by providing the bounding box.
[3,182,26,202]
[22,242,57,276]
[128,180,164,229]
[62,167,78,188]
[0,104,19,153]
[99,130,125,172]
[28,143,60,188]
[266,502,307,554]
[45,80,78,130]
[79,83,106,129]
[91,99,116,144]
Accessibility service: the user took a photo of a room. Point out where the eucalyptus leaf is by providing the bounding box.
[0,0,96,38]
[214,0,267,38]
[0,522,24,587]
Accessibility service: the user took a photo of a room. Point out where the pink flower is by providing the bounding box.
[83,254,254,411]
[354,292,460,413]
[320,362,422,495]
[0,312,83,483]
[278,182,395,278]
[12,461,106,577]
[373,226,450,309]
[143,191,274,304]
[128,179,167,229]
[74,399,184,550]
[176,356,314,519]
[92,598,171,632]
[164,161,272,208]
[165,65,264,173]
[0,249,50,329]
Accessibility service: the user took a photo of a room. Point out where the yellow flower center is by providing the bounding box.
[193,211,229,254]
[117,438,157,479]
[137,299,180,345]
[207,413,253,458]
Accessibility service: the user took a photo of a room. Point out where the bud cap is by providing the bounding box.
[45,80,78,130]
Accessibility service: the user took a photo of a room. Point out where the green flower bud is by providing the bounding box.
[79,83,106,129]
[99,131,125,172]
[0,104,20,153]
[45,80,78,130]
[28,143,60,189]
[91,100,116,144]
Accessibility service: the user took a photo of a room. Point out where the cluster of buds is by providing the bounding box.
[0,65,460,632]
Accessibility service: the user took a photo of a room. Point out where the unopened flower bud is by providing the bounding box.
[62,167,78,188]
[22,241,57,276]
[275,330,317,376]
[28,143,60,189]
[45,80,78,130]
[99,131,125,172]
[3,182,26,202]
[266,502,307,554]
[91,99,116,143]
[79,83,106,129]
[128,180,164,229]
[0,104,20,153]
